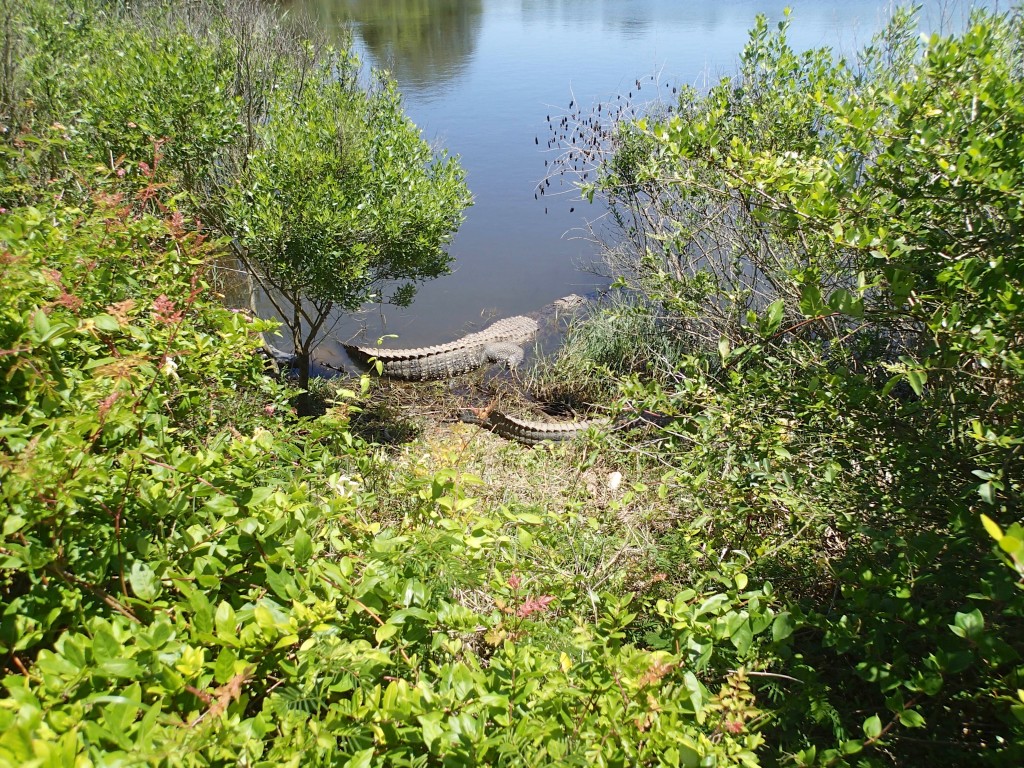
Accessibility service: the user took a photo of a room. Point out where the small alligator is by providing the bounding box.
[344,315,539,381]
[459,404,676,446]
[460,407,608,446]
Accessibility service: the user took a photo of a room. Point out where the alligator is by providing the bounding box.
[344,315,539,381]
[460,407,608,446]
[458,404,678,446]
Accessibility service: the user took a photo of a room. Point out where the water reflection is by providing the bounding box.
[519,0,651,35]
[515,0,977,38]
[295,0,483,91]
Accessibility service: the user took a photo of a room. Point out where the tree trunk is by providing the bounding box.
[293,349,312,416]
[291,308,313,415]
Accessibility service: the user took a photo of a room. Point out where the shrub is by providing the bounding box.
[562,6,1024,764]
[0,196,792,765]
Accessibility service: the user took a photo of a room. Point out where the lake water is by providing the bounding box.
[288,0,995,369]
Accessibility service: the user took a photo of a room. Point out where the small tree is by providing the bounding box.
[220,49,471,408]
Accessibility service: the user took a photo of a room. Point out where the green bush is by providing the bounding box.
[2,0,472,407]
[569,6,1024,764]
[0,196,791,765]
[216,60,471,399]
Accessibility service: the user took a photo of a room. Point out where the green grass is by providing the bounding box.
[525,296,691,410]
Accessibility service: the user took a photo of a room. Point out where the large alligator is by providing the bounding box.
[344,315,539,381]
[460,407,608,446]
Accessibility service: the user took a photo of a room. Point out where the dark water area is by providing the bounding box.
[281,0,996,373]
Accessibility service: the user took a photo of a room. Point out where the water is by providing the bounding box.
[286,0,995,369]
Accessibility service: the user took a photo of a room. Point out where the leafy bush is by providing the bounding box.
[2,0,472,407]
[0,194,793,765]
[215,60,471,399]
[559,6,1024,764]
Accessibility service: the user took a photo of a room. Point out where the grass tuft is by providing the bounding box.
[526,296,691,410]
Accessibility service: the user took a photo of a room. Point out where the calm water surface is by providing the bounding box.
[288,0,994,368]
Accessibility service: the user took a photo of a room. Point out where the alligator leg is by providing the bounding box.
[481,342,527,370]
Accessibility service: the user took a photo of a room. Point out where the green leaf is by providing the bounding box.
[100,658,143,678]
[215,602,236,639]
[827,287,863,317]
[799,284,826,316]
[772,612,795,642]
[242,486,275,508]
[2,515,26,535]
[293,528,313,566]
[905,368,927,397]
[92,314,121,332]
[128,562,161,602]
[683,671,703,713]
[881,374,902,398]
[418,711,445,752]
[731,619,754,654]
[33,309,50,337]
[515,512,544,525]
[343,748,376,768]
[675,741,702,768]
[978,482,996,505]
[762,299,785,335]
[841,740,863,755]
[795,746,817,766]
[254,603,278,632]
[898,709,926,728]
[863,714,882,740]
[214,648,238,684]
[981,514,1003,542]
[92,626,120,662]
[951,608,984,641]
[998,534,1022,556]
[375,623,399,643]
[265,565,294,600]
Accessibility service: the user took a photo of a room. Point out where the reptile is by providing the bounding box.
[344,315,539,381]
[459,403,677,446]
[346,297,620,444]
[459,407,608,446]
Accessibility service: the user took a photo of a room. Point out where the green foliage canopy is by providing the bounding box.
[222,63,470,314]
[3,0,472,401]
[576,6,1024,764]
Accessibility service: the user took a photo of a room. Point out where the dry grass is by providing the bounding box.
[317,369,681,520]
[312,362,700,608]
